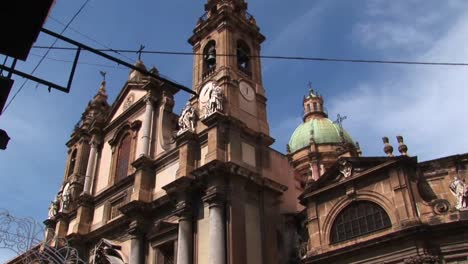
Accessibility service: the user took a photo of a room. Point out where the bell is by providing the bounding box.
[205,48,216,66]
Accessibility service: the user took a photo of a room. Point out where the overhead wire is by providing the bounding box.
[31,45,468,67]
[3,0,92,113]
[46,16,135,62]
[28,52,128,70]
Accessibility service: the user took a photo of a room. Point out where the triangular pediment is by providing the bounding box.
[303,156,417,197]
[108,82,148,123]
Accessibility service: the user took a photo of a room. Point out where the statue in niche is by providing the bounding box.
[178,102,196,135]
[48,195,60,219]
[450,177,468,210]
[207,84,224,116]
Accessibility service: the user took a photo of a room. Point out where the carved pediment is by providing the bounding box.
[109,87,147,123]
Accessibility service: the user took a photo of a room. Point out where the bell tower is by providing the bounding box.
[188,0,269,136]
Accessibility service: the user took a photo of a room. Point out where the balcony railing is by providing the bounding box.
[197,11,255,25]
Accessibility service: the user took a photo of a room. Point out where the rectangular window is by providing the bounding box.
[109,197,125,220]
[155,242,175,264]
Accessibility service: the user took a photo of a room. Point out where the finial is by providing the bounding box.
[137,44,145,61]
[307,81,315,97]
[356,142,362,157]
[382,137,394,157]
[396,135,408,156]
[99,71,107,82]
[97,71,107,95]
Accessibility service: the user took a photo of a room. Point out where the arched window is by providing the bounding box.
[237,40,251,75]
[115,133,131,182]
[330,201,391,243]
[313,102,318,112]
[68,149,77,176]
[203,40,217,77]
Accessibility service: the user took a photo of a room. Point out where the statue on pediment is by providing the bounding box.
[450,177,468,210]
[178,102,196,135]
[338,160,353,178]
[48,195,60,219]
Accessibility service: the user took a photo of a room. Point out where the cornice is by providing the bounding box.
[93,174,135,206]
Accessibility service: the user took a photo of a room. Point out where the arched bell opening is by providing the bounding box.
[203,40,217,78]
[237,40,251,76]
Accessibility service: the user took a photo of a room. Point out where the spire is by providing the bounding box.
[92,72,108,105]
[75,75,111,131]
[91,80,108,104]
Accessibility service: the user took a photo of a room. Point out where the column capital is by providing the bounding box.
[128,219,149,238]
[144,94,158,105]
[203,187,225,207]
[132,155,153,170]
[77,193,94,207]
[175,203,193,221]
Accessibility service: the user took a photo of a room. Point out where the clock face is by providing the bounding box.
[199,81,214,103]
[239,81,255,101]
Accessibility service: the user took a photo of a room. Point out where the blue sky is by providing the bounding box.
[2,0,468,260]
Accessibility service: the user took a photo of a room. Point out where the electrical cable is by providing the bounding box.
[28,52,128,70]
[3,0,91,113]
[31,45,468,67]
[47,16,135,62]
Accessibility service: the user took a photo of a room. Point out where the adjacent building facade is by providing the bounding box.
[10,0,468,263]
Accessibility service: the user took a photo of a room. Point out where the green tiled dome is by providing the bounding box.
[288,118,355,153]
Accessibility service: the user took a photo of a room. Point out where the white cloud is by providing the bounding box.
[353,0,468,53]
[331,9,468,161]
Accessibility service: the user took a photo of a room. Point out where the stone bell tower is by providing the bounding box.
[164,2,287,264]
[188,0,269,136]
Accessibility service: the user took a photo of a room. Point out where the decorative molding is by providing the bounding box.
[403,254,439,264]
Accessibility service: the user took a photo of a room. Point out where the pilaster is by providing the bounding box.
[72,193,94,235]
[131,156,154,202]
[176,131,198,179]
[202,112,228,163]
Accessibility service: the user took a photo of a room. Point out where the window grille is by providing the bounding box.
[330,201,391,243]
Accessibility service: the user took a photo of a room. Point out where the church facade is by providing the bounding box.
[10,0,468,263]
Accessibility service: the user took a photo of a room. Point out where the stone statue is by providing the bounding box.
[449,177,468,210]
[61,186,71,211]
[48,196,60,219]
[207,84,224,115]
[338,160,353,178]
[178,102,196,135]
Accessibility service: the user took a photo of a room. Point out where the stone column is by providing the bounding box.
[130,235,144,264]
[176,212,193,264]
[83,140,98,194]
[129,220,146,264]
[137,96,154,157]
[206,193,226,264]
